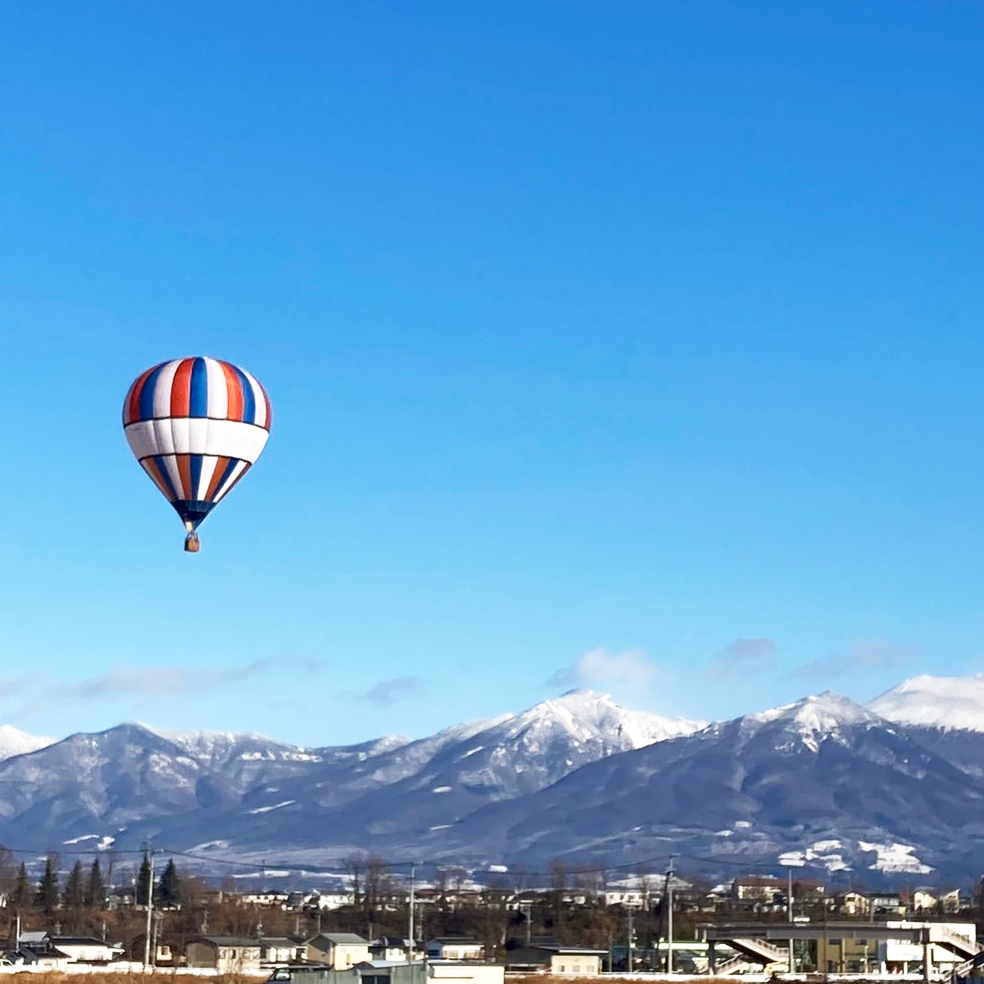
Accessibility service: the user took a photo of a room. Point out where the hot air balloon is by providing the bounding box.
[122,357,271,552]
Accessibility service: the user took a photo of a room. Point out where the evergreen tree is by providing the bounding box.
[62,860,85,909]
[84,859,105,909]
[35,854,59,915]
[158,859,180,908]
[136,852,153,908]
[11,863,30,908]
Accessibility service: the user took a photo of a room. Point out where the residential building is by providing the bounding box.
[370,938,416,962]
[262,937,307,963]
[731,876,784,903]
[185,936,263,973]
[306,933,371,969]
[426,938,484,961]
[504,943,607,974]
[834,891,871,916]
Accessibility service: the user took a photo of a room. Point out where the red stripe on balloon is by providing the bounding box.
[170,358,194,417]
[220,361,244,421]
[126,366,156,424]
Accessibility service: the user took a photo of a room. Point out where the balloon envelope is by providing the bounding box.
[123,357,271,534]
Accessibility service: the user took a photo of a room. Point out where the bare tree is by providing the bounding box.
[343,853,366,911]
[0,846,15,900]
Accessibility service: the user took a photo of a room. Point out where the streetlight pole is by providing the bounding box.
[142,848,155,972]
[667,856,675,974]
[408,862,418,963]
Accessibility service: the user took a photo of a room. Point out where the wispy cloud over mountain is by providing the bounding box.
[3,657,325,721]
[711,638,776,678]
[360,676,424,705]
[790,640,913,680]
[547,647,658,691]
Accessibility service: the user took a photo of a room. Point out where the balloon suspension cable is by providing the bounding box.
[184,532,200,553]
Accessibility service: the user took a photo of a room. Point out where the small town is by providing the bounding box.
[3,854,984,983]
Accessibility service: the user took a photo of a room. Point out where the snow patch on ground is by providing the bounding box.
[858,840,933,874]
[246,800,295,814]
[780,839,850,872]
[187,840,231,852]
[432,786,452,793]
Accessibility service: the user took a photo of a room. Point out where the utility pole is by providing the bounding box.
[787,866,795,974]
[666,855,675,974]
[407,862,418,963]
[521,903,532,945]
[627,907,635,973]
[142,847,155,972]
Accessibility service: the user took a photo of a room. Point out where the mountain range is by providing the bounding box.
[3,677,984,884]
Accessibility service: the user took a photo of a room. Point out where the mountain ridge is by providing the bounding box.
[2,677,983,881]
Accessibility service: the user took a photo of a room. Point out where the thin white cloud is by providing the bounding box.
[7,657,325,720]
[360,676,424,706]
[710,638,777,678]
[547,647,658,691]
[790,640,913,680]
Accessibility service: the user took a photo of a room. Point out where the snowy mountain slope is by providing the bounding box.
[0,691,698,857]
[7,683,984,878]
[144,690,705,857]
[418,692,984,877]
[0,725,51,761]
[142,724,409,793]
[867,675,984,732]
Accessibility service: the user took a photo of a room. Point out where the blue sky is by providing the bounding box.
[1,1,983,747]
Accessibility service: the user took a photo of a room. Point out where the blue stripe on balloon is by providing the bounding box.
[139,363,167,421]
[189,357,208,417]
[189,453,204,501]
[153,455,180,502]
[233,365,256,424]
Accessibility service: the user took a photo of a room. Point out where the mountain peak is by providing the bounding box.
[743,692,879,751]
[867,674,984,732]
[0,725,52,761]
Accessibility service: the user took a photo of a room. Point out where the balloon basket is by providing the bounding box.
[184,532,200,553]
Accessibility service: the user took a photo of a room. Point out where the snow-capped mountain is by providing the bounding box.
[0,725,51,761]
[0,691,699,860]
[427,692,984,877]
[143,690,706,860]
[867,674,984,732]
[5,679,984,881]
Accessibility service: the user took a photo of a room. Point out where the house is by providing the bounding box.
[835,891,871,916]
[6,946,71,970]
[242,889,290,907]
[262,937,307,963]
[604,890,649,907]
[305,933,370,969]
[370,938,416,962]
[913,890,937,912]
[5,934,124,967]
[504,942,608,975]
[868,892,906,916]
[426,938,485,961]
[48,936,125,963]
[941,889,962,914]
[731,876,784,903]
[185,936,263,972]
[308,891,353,910]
